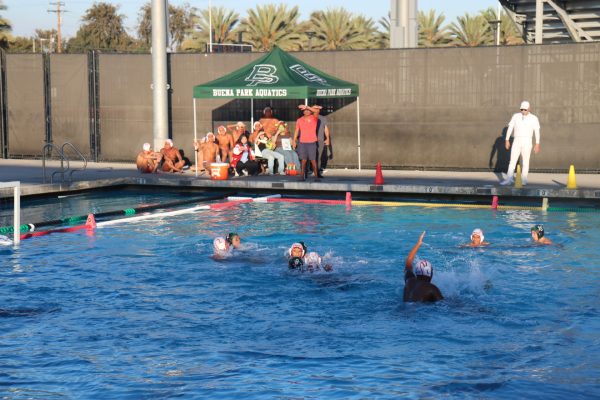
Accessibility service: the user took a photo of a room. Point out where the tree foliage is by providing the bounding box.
[418,9,451,47]
[480,7,524,45]
[238,4,301,51]
[0,0,12,49]
[377,15,390,49]
[306,8,378,51]
[449,12,494,47]
[67,2,132,52]
[7,2,528,53]
[181,6,240,52]
[137,2,194,51]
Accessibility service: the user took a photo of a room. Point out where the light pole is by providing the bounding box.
[208,0,213,53]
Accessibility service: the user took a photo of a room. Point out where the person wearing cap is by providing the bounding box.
[404,231,443,302]
[136,142,162,173]
[213,233,241,259]
[464,228,490,247]
[160,139,185,173]
[227,122,249,145]
[500,101,541,186]
[215,125,234,163]
[287,242,332,272]
[293,105,320,182]
[531,225,553,245]
[193,132,220,173]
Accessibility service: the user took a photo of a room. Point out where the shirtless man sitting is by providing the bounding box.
[136,142,162,173]
[215,125,233,163]
[194,132,220,172]
[227,121,249,145]
[160,139,185,173]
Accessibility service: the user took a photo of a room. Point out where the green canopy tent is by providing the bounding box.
[191,47,362,174]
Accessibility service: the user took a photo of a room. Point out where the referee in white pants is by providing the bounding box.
[500,101,541,186]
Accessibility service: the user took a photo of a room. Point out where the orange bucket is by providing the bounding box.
[210,163,230,180]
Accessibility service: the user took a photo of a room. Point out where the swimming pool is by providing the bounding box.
[1,200,598,398]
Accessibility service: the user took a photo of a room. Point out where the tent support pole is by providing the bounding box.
[357,96,361,170]
[251,98,254,129]
[193,98,198,178]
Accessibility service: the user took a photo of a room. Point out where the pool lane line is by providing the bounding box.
[97,197,259,227]
[227,194,282,203]
[98,197,260,226]
[1,194,227,234]
[17,196,256,238]
[96,205,211,227]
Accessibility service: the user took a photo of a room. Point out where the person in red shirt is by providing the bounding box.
[293,105,320,181]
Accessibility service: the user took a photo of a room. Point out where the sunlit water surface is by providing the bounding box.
[1,201,598,398]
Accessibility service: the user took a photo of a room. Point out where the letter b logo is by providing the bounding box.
[245,64,279,86]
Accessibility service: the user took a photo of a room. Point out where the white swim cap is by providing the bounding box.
[288,242,306,257]
[520,101,530,110]
[415,260,433,278]
[165,139,173,146]
[143,142,151,151]
[213,237,228,252]
[304,252,322,267]
[471,228,484,242]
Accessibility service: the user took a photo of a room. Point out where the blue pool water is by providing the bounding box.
[1,200,598,398]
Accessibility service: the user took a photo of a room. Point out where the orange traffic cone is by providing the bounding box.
[374,162,384,185]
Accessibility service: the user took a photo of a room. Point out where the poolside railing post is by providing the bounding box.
[13,182,20,246]
[357,96,361,170]
[193,98,198,178]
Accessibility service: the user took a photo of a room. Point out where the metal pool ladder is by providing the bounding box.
[42,141,88,184]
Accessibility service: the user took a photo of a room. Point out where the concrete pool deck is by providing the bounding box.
[1,159,599,203]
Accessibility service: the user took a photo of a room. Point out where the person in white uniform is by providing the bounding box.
[500,101,541,186]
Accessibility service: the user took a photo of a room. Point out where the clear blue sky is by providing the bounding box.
[5,0,500,38]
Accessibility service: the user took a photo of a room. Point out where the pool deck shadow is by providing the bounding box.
[1,159,599,202]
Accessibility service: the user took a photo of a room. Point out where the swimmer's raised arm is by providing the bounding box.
[405,231,426,270]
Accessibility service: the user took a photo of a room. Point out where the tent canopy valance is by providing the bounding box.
[193,46,359,100]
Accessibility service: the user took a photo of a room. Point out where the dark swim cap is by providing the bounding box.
[226,233,239,244]
[531,225,544,238]
[288,257,304,269]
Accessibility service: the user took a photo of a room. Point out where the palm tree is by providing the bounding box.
[418,9,451,47]
[237,4,301,52]
[480,7,524,45]
[306,8,376,51]
[449,12,494,47]
[377,15,390,49]
[181,6,239,52]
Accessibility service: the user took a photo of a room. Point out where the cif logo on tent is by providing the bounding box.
[245,64,279,86]
[289,64,329,86]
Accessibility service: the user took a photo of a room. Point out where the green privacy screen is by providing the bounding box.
[193,46,359,99]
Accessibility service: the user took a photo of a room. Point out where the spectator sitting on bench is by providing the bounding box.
[254,125,285,175]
